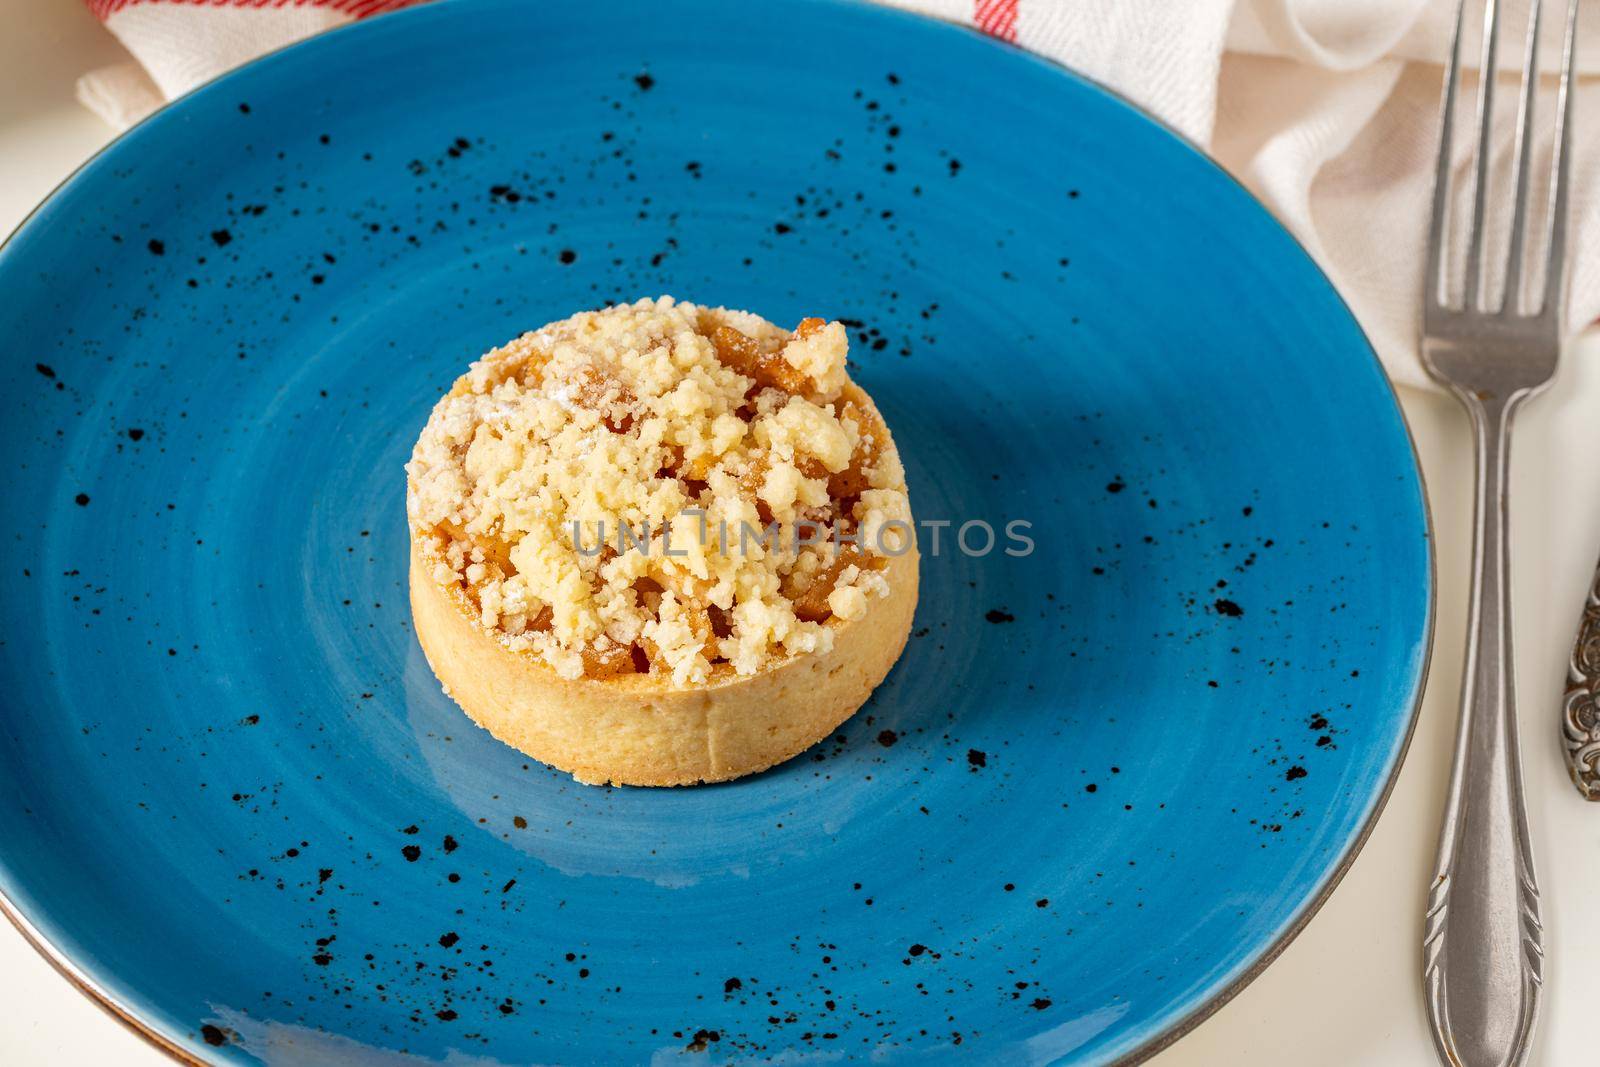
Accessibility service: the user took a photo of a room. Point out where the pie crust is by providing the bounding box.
[410,542,917,785]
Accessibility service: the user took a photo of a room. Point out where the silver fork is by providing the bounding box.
[1421,1,1579,1065]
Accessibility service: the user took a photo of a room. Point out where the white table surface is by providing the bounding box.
[4,3,1600,1065]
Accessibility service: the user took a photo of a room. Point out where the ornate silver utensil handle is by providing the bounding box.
[1563,560,1600,798]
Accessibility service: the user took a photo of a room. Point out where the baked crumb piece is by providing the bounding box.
[407,297,913,686]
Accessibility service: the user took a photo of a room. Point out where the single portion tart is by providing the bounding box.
[406,296,918,786]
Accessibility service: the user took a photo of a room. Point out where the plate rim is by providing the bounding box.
[0,0,1437,1062]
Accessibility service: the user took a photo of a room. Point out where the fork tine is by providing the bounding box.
[1541,0,1581,320]
[1427,0,1469,311]
[1500,0,1542,315]
[1464,0,1503,310]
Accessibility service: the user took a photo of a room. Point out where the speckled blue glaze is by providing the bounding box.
[0,0,1430,1063]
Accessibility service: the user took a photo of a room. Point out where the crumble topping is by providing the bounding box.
[406,296,913,686]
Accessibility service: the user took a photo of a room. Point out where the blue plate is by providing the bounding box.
[0,0,1431,1062]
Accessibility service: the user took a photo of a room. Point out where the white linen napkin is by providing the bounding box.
[78,0,1600,391]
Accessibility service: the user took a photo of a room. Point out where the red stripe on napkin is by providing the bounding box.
[87,0,418,21]
[973,0,1017,42]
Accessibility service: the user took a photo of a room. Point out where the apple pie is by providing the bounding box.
[406,297,918,786]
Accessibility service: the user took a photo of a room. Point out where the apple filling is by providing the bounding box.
[406,297,913,685]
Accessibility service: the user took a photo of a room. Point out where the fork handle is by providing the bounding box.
[1424,392,1543,1067]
